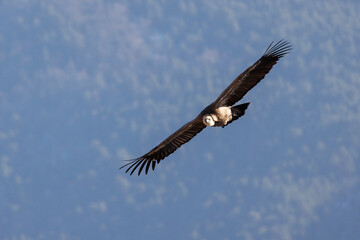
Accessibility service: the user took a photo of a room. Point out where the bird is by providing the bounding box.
[120,40,291,175]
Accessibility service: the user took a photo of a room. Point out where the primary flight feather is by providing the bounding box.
[121,40,291,175]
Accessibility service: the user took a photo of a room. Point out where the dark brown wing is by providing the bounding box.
[120,118,206,175]
[214,40,291,107]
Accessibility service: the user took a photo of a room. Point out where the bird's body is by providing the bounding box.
[200,103,249,127]
[121,40,291,175]
[209,106,233,126]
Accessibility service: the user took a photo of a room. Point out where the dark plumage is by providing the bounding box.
[121,40,291,175]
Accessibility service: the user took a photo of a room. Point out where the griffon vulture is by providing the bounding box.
[121,40,291,175]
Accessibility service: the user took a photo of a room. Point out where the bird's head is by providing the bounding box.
[203,114,215,126]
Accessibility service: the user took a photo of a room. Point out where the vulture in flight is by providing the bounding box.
[121,40,291,175]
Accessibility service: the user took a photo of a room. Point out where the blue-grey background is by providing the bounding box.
[1,1,359,239]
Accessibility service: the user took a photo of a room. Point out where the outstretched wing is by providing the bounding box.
[214,40,291,107]
[120,118,206,175]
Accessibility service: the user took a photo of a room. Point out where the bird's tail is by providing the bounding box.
[228,102,250,124]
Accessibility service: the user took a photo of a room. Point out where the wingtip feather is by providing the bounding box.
[263,40,292,59]
[120,156,156,176]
